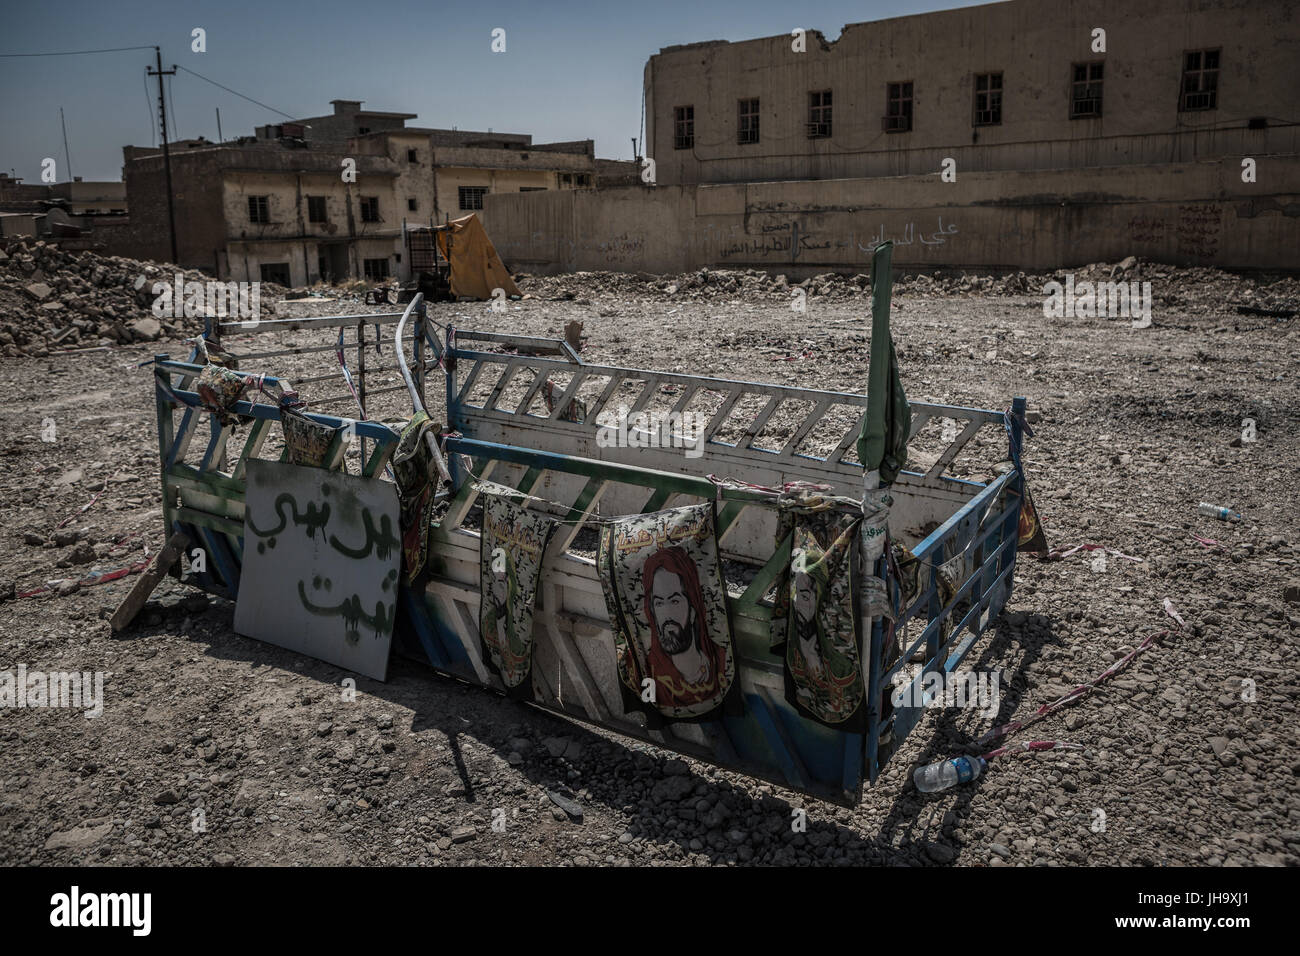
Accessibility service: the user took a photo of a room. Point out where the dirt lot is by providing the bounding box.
[1,265,1298,866]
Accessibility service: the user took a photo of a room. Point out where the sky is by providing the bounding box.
[1,0,988,184]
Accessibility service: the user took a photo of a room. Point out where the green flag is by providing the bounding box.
[856,241,910,486]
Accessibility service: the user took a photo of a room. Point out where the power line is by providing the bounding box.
[0,44,155,57]
[175,65,295,120]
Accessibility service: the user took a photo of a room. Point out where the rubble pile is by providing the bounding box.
[0,240,269,358]
[517,258,1300,317]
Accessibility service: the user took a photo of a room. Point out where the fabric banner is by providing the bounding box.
[432,213,522,300]
[477,483,558,700]
[391,411,439,585]
[597,502,739,725]
[770,494,868,732]
[1017,479,1050,553]
[856,241,911,486]
[281,407,339,468]
[194,364,249,427]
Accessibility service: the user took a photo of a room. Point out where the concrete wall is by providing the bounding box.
[486,155,1300,274]
[647,0,1300,186]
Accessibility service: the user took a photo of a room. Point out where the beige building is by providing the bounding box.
[487,0,1299,275]
[111,99,601,283]
[645,0,1298,186]
[0,174,127,239]
[349,125,595,230]
[48,180,126,216]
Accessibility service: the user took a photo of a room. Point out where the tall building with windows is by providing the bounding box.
[643,0,1297,186]
[490,0,1297,274]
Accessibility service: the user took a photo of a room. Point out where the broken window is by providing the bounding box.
[576,174,592,187]
[808,90,832,138]
[559,173,572,186]
[459,186,488,210]
[360,196,380,222]
[1181,49,1219,111]
[1071,62,1104,118]
[259,262,290,285]
[307,195,327,223]
[363,258,390,281]
[973,73,1002,126]
[407,197,418,212]
[737,98,760,144]
[407,148,419,163]
[884,82,913,132]
[674,106,694,150]
[248,195,270,224]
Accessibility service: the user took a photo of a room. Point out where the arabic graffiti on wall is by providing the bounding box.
[493,216,959,268]
[1127,216,1168,244]
[1175,204,1221,260]
[718,217,960,261]
[1127,204,1222,261]
[597,233,645,264]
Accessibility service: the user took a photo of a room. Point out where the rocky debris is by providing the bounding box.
[44,821,113,851]
[515,259,1300,321]
[0,240,196,356]
[2,274,1296,869]
[0,239,288,357]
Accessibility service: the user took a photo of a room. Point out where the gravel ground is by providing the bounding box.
[1,268,1297,866]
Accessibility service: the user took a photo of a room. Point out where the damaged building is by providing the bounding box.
[110,99,600,284]
[0,173,127,241]
[490,0,1300,274]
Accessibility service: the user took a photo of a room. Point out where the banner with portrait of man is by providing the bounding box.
[477,483,559,700]
[597,502,739,725]
[770,494,869,733]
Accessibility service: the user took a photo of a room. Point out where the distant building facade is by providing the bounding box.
[0,174,126,239]
[645,0,1298,186]
[111,99,601,283]
[488,0,1299,274]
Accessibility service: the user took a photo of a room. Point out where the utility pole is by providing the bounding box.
[147,47,179,264]
[215,107,223,143]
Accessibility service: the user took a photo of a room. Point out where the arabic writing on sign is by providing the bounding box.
[614,515,710,553]
[483,511,545,557]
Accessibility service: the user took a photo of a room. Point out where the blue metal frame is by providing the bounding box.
[152,327,1030,806]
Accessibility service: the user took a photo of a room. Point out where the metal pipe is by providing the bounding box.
[395,293,451,485]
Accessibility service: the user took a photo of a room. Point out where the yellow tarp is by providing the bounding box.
[433,213,520,300]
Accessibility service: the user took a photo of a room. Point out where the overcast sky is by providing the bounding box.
[1,0,987,184]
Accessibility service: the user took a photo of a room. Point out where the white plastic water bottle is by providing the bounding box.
[1197,502,1242,522]
[913,755,987,793]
